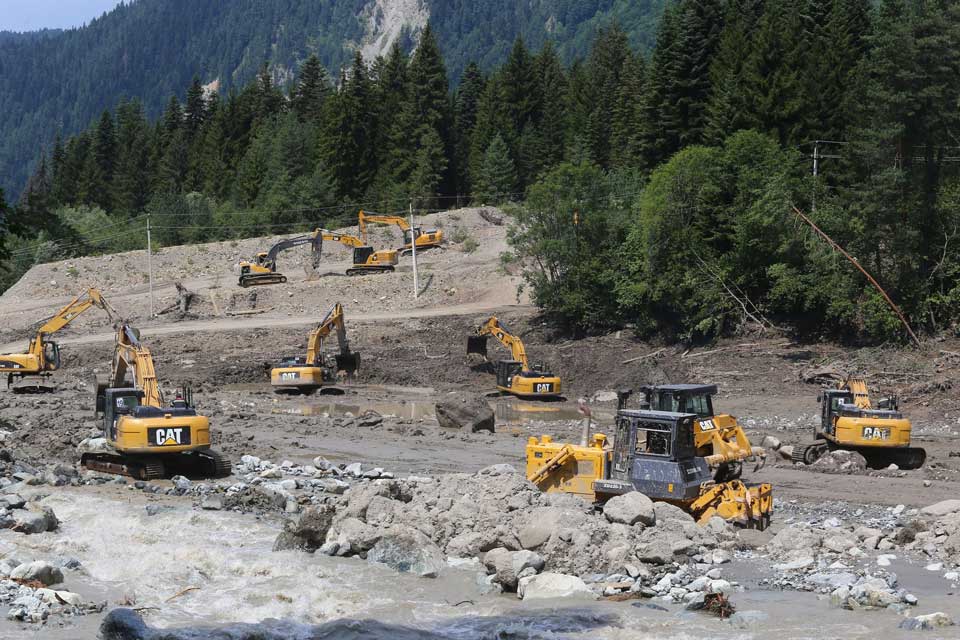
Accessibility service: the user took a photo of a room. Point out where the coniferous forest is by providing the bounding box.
[6,0,960,346]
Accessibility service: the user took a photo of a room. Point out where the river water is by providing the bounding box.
[0,487,956,639]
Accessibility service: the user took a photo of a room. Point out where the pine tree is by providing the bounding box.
[476,133,517,203]
[672,0,725,146]
[469,75,511,194]
[409,128,448,209]
[502,37,538,145]
[322,52,377,199]
[253,64,284,124]
[161,95,183,144]
[81,110,117,210]
[291,55,331,123]
[611,52,646,168]
[453,61,485,194]
[534,42,567,171]
[50,133,68,206]
[19,154,55,234]
[407,24,450,139]
[184,76,207,139]
[113,99,151,214]
[585,25,631,168]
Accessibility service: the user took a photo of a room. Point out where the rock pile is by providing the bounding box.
[0,557,102,624]
[275,464,741,600]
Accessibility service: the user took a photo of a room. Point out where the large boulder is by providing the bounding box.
[767,525,823,556]
[809,450,867,474]
[899,612,954,631]
[517,572,598,601]
[11,505,59,534]
[327,517,382,554]
[9,561,63,586]
[921,499,960,517]
[366,526,446,578]
[482,548,545,591]
[435,392,494,433]
[273,505,336,552]
[603,492,655,527]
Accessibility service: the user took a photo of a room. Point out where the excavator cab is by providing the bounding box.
[42,341,61,372]
[496,360,523,390]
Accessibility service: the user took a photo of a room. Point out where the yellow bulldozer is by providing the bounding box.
[358,210,443,255]
[467,316,562,399]
[794,376,926,469]
[271,302,360,394]
[0,288,118,393]
[82,323,231,480]
[526,408,772,529]
[637,385,766,481]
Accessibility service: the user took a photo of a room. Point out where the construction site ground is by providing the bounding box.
[1,206,959,636]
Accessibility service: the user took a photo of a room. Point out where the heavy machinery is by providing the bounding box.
[318,230,399,276]
[467,316,562,399]
[358,210,443,255]
[0,288,119,393]
[526,407,773,529]
[794,376,926,469]
[238,230,324,287]
[82,323,231,480]
[637,385,765,482]
[271,302,360,394]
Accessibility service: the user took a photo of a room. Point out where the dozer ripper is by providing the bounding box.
[526,408,773,529]
[467,316,561,399]
[794,376,926,469]
[238,230,323,287]
[318,230,399,276]
[0,288,119,393]
[358,210,443,255]
[271,302,360,394]
[638,385,765,482]
[82,323,231,480]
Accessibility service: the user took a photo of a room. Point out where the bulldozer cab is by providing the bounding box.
[604,410,711,500]
[496,360,523,389]
[641,384,717,418]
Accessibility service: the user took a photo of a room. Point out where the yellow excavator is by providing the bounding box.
[526,407,773,529]
[238,230,324,287]
[82,323,231,479]
[794,376,926,469]
[271,302,360,394]
[637,385,765,481]
[318,230,398,276]
[358,210,443,255]
[0,288,119,393]
[467,316,561,399]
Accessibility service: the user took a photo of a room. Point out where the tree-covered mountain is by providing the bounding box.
[0,0,667,198]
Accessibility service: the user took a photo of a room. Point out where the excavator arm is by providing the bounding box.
[112,324,163,407]
[358,211,410,243]
[264,230,324,268]
[841,376,872,409]
[28,288,119,355]
[470,316,530,370]
[320,230,364,248]
[306,303,351,366]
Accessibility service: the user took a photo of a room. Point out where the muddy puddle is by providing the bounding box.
[1,487,957,639]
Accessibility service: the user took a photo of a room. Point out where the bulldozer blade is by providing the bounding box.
[335,353,361,377]
[467,335,488,357]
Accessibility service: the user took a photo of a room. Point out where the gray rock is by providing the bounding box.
[273,505,336,552]
[603,492,655,527]
[435,392,495,433]
[807,572,858,590]
[200,494,223,511]
[777,445,795,460]
[328,517,382,554]
[737,528,773,549]
[810,450,867,474]
[171,475,191,491]
[653,501,694,523]
[899,612,954,631]
[315,478,349,494]
[920,499,960,517]
[10,561,64,586]
[517,572,598,601]
[761,435,781,451]
[483,548,545,591]
[11,505,58,534]
[343,462,363,477]
[366,526,446,578]
[637,539,674,565]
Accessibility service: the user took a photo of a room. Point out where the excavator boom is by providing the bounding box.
[358,210,443,253]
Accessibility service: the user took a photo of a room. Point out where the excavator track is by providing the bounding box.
[81,453,166,480]
[346,266,395,276]
[238,274,287,287]
[792,441,829,465]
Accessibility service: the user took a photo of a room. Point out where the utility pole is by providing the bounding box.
[409,201,419,299]
[812,141,819,212]
[146,214,154,318]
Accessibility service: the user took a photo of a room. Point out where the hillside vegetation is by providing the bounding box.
[3,0,960,346]
[0,0,667,198]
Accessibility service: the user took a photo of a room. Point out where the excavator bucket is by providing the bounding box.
[335,352,361,377]
[467,335,488,357]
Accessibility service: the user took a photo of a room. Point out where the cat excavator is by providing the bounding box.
[0,288,119,393]
[638,385,766,482]
[794,376,926,469]
[238,230,324,287]
[467,316,562,399]
[318,230,399,276]
[526,397,773,529]
[82,323,231,480]
[358,210,443,255]
[271,302,360,394]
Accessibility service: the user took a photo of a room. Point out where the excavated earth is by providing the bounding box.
[0,207,958,638]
